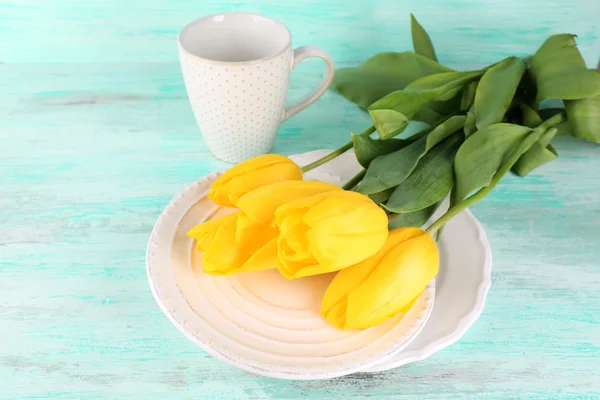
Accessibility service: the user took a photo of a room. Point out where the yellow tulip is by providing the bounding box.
[274,191,389,279]
[321,227,439,330]
[208,154,302,207]
[188,180,340,275]
[235,180,341,247]
[187,211,278,275]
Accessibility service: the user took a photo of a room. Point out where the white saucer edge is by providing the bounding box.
[364,209,492,372]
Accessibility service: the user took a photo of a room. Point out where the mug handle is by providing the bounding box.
[282,45,335,121]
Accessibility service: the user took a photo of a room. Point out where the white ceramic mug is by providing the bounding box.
[178,12,335,163]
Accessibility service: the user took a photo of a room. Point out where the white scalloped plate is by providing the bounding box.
[146,152,436,380]
[146,150,491,379]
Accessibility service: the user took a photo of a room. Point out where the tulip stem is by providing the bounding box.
[342,169,367,190]
[435,225,445,242]
[426,113,565,234]
[301,125,376,173]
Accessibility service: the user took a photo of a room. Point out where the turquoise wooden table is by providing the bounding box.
[2,1,600,398]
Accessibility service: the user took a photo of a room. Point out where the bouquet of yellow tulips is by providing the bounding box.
[188,154,440,330]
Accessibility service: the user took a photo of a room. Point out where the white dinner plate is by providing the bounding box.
[146,151,436,380]
[146,150,491,379]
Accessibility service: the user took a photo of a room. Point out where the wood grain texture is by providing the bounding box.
[1,1,599,398]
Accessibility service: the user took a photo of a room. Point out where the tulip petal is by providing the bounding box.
[239,238,279,273]
[321,300,348,329]
[277,235,319,279]
[279,214,310,254]
[225,164,303,206]
[237,180,341,223]
[320,227,424,316]
[235,213,279,254]
[320,253,381,316]
[234,212,255,245]
[187,212,240,252]
[345,232,439,329]
[202,215,249,275]
[302,191,374,227]
[309,205,389,237]
[275,192,331,227]
[309,230,386,271]
[208,155,303,207]
[307,201,388,269]
[279,261,328,279]
[218,154,295,181]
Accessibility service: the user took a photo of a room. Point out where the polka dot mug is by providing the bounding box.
[179,12,335,163]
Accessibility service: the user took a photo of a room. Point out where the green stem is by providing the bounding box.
[404,111,460,144]
[435,225,445,242]
[301,125,375,173]
[426,113,565,234]
[301,110,459,174]
[342,169,366,190]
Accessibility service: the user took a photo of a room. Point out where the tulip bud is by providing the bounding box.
[274,191,389,279]
[321,227,439,330]
[208,154,302,207]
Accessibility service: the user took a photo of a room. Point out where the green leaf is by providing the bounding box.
[369,93,439,139]
[461,81,478,111]
[388,202,442,229]
[565,94,600,143]
[533,125,556,148]
[520,103,543,127]
[368,188,395,205]
[516,144,558,176]
[358,136,428,194]
[530,34,586,76]
[411,14,437,61]
[512,128,559,176]
[368,72,480,138]
[554,120,571,136]
[406,71,484,101]
[453,123,532,202]
[332,52,453,109]
[384,134,461,213]
[358,114,467,194]
[538,107,565,119]
[352,133,408,168]
[426,115,467,148]
[516,70,538,106]
[464,111,477,136]
[529,34,600,103]
[414,96,462,124]
[368,110,412,140]
[536,69,600,103]
[471,57,527,129]
[414,105,447,124]
[538,108,571,135]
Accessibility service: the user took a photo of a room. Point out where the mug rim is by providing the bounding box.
[178,12,292,65]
